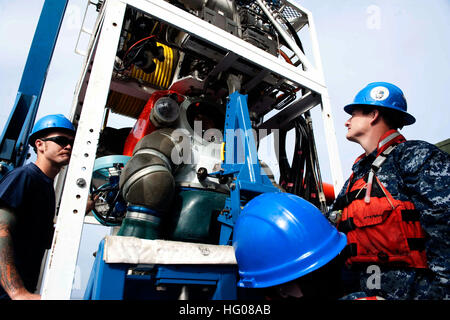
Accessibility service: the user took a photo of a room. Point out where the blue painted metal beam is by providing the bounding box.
[0,0,68,177]
[84,239,129,300]
[217,91,279,245]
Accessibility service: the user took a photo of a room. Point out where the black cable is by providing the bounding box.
[277,115,325,210]
[90,184,124,226]
[284,19,305,54]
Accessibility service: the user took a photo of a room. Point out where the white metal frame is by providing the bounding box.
[40,0,343,299]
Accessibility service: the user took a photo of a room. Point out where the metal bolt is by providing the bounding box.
[197,167,208,182]
[76,178,87,188]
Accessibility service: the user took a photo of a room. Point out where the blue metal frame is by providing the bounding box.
[0,0,68,178]
[84,239,129,300]
[216,91,279,245]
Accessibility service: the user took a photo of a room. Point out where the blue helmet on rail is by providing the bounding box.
[344,82,416,126]
[232,192,347,288]
[29,114,75,146]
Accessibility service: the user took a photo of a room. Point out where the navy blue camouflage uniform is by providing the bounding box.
[330,139,450,300]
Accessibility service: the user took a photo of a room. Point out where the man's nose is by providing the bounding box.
[345,118,351,127]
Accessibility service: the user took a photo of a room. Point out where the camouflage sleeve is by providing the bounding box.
[398,141,450,288]
[399,141,450,215]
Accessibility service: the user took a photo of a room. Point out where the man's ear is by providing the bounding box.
[369,109,381,125]
[34,139,45,153]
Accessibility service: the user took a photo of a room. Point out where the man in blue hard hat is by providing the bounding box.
[0,114,76,300]
[329,82,450,299]
[233,192,348,300]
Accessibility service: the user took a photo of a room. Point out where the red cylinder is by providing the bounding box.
[123,90,183,156]
[322,182,335,205]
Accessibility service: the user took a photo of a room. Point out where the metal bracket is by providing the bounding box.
[217,91,279,245]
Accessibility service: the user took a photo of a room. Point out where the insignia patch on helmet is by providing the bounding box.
[370,86,390,101]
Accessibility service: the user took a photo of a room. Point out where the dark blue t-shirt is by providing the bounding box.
[0,163,55,296]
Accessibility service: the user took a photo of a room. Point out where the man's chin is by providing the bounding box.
[346,134,358,143]
[57,155,71,166]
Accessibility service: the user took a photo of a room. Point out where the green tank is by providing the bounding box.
[118,188,228,243]
[163,188,228,244]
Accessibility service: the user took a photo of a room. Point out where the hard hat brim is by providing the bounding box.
[343,103,416,126]
[29,127,76,146]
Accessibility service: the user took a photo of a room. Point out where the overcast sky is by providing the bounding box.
[0,0,449,297]
[299,0,450,183]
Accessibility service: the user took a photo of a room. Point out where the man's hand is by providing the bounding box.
[327,210,342,225]
[10,288,41,300]
[85,193,100,214]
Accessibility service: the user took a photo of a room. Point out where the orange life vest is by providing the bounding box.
[337,130,428,269]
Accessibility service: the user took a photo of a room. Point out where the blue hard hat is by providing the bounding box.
[343,82,415,125]
[29,114,76,146]
[232,192,347,288]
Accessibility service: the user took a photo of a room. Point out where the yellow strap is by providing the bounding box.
[221,142,225,162]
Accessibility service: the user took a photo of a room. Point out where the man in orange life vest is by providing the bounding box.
[329,82,449,299]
